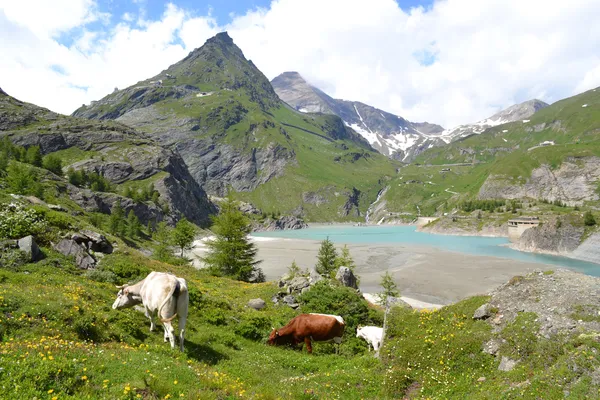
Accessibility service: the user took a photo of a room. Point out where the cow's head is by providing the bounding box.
[267,328,279,345]
[112,285,142,310]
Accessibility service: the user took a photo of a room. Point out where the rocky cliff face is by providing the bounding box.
[478,157,600,206]
[271,71,444,162]
[571,232,600,264]
[514,218,584,255]
[441,99,549,143]
[67,33,394,222]
[0,90,215,226]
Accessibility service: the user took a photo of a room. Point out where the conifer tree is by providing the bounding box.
[126,210,142,238]
[153,221,173,261]
[334,244,356,271]
[172,217,197,257]
[315,237,337,276]
[109,201,125,235]
[201,197,263,282]
[25,146,43,167]
[378,271,400,357]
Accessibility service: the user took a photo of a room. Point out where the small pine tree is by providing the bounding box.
[172,218,197,258]
[379,271,400,357]
[315,237,338,276]
[25,146,43,167]
[126,210,142,238]
[288,260,301,278]
[153,221,173,261]
[6,163,41,196]
[335,244,356,271]
[0,151,8,177]
[201,197,263,282]
[584,211,597,226]
[109,201,125,235]
[379,271,400,307]
[43,154,63,175]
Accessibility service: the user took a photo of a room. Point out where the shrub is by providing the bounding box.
[6,163,43,197]
[235,315,272,340]
[99,254,151,281]
[43,153,63,175]
[0,249,30,270]
[83,269,118,284]
[299,280,370,328]
[0,203,47,239]
[584,211,596,226]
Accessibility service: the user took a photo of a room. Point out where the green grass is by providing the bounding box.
[383,298,600,399]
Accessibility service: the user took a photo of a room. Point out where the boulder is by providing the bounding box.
[483,339,502,356]
[248,298,266,310]
[283,295,299,309]
[18,235,42,262]
[498,356,519,372]
[335,266,358,289]
[473,303,492,320]
[72,230,113,254]
[54,239,96,269]
[48,204,67,212]
[287,276,310,294]
[309,268,323,285]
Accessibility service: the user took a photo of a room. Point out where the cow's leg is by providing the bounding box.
[333,336,343,355]
[178,317,186,352]
[304,337,313,354]
[163,325,169,342]
[146,308,155,331]
[163,322,176,349]
[373,341,380,352]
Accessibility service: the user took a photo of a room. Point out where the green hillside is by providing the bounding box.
[374,87,600,224]
[2,196,600,398]
[72,32,397,222]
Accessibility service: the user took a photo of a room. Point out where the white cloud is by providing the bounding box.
[0,0,599,128]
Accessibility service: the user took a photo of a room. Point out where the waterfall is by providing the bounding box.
[365,186,389,224]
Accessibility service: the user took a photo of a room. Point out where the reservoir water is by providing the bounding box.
[253,225,600,277]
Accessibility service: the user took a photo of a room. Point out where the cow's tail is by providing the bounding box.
[159,278,180,323]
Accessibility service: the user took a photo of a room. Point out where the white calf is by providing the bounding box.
[356,325,383,352]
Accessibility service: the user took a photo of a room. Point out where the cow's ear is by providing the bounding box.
[275,330,279,336]
[123,288,130,295]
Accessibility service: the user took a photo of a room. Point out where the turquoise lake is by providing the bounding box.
[253,225,600,277]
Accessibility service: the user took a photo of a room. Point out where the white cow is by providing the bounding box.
[112,271,189,351]
[356,325,383,352]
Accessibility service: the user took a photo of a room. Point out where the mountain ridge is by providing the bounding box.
[441,99,550,143]
[271,71,445,162]
[71,32,397,222]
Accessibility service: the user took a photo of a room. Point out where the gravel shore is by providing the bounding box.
[190,235,550,306]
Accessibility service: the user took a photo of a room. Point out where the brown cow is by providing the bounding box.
[267,313,345,353]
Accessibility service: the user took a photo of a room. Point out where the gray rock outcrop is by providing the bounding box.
[54,239,96,269]
[335,266,358,289]
[478,156,600,206]
[72,230,113,254]
[571,232,600,265]
[498,356,519,372]
[257,215,308,231]
[515,218,584,255]
[473,303,492,320]
[17,235,42,262]
[247,298,266,310]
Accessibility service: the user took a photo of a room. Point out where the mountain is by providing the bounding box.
[440,99,549,143]
[0,87,215,226]
[271,71,445,162]
[366,86,600,224]
[72,33,397,221]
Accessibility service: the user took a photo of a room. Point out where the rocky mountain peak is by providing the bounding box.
[271,71,445,161]
[441,98,550,142]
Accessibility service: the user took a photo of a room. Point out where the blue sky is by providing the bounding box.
[1,0,598,127]
[94,0,433,26]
